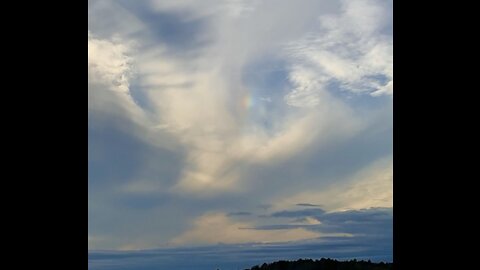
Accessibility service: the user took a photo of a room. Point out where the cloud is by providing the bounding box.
[284,0,393,108]
[88,31,148,130]
[318,208,392,235]
[89,0,146,38]
[296,203,323,207]
[292,217,322,225]
[170,212,320,245]
[271,156,393,212]
[88,0,392,250]
[141,49,363,196]
[89,0,382,197]
[271,208,326,218]
[251,207,392,241]
[88,32,133,94]
[89,237,392,270]
[227,211,252,216]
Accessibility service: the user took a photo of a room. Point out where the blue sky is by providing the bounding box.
[88,0,392,267]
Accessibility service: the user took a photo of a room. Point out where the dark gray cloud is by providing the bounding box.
[117,0,211,53]
[240,224,314,230]
[270,208,326,218]
[254,207,392,240]
[227,211,252,217]
[89,0,211,58]
[88,117,184,192]
[317,208,392,236]
[89,235,392,270]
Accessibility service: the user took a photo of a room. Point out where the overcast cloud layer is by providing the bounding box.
[88,0,393,261]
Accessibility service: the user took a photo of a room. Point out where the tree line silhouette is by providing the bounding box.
[243,258,392,270]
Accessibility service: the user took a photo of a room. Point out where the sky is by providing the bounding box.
[88,0,392,268]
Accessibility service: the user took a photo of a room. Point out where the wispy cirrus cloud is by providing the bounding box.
[296,203,323,207]
[284,0,393,108]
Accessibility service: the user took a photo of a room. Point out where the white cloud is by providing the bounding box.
[127,37,363,196]
[88,32,141,119]
[272,156,393,212]
[284,0,393,107]
[88,0,389,197]
[371,80,393,96]
[88,32,184,152]
[292,216,322,225]
[170,212,320,245]
[88,32,133,94]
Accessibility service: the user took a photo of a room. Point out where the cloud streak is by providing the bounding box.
[171,212,320,245]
